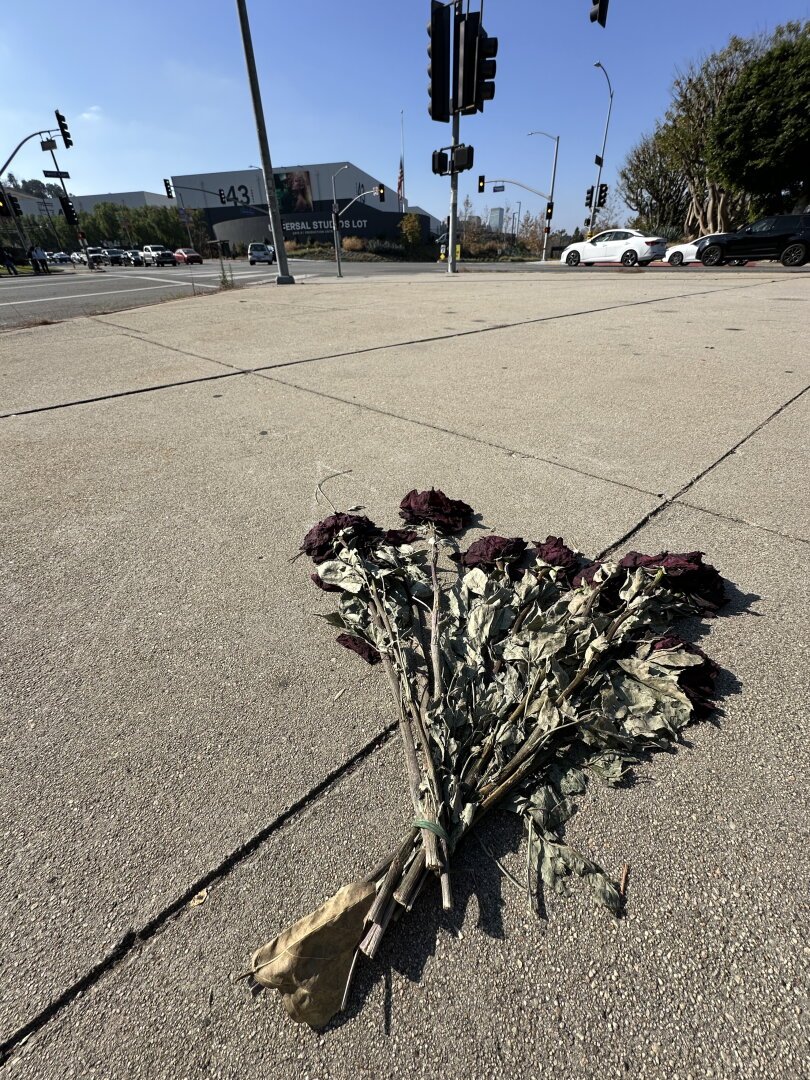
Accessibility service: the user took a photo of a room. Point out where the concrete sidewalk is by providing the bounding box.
[1,269,808,1078]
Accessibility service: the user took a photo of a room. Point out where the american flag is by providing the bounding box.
[397,154,405,207]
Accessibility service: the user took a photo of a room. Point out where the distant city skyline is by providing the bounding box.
[2,0,808,230]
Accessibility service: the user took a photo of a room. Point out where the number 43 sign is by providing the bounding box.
[220,184,251,206]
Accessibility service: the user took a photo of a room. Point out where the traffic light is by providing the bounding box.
[163,178,174,199]
[378,184,385,203]
[545,201,554,221]
[478,175,486,194]
[452,145,474,172]
[427,0,451,123]
[218,188,227,204]
[585,186,594,208]
[9,195,21,217]
[0,195,9,218]
[58,195,79,228]
[456,11,480,114]
[432,151,449,176]
[590,0,609,27]
[474,28,498,111]
[597,183,609,208]
[55,109,73,149]
[584,217,591,227]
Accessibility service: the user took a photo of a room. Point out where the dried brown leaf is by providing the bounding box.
[248,879,375,1028]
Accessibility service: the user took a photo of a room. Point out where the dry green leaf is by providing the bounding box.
[249,880,375,1028]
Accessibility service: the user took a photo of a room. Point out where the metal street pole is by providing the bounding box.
[331,165,348,279]
[528,130,559,261]
[448,111,460,274]
[234,0,294,284]
[590,61,613,235]
[176,191,195,249]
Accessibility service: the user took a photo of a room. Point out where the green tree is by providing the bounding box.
[398,213,422,249]
[708,22,810,211]
[661,34,764,234]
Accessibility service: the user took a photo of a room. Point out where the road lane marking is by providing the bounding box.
[0,282,215,307]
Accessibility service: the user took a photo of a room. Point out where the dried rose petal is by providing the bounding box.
[452,535,526,571]
[336,633,381,665]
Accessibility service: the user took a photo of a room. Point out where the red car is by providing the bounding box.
[174,248,203,264]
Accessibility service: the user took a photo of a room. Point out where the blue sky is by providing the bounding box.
[2,0,808,230]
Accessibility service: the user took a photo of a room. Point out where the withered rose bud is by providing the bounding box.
[301,513,382,564]
[452,535,526,571]
[399,488,474,534]
[336,633,381,665]
[620,550,726,609]
[534,536,579,575]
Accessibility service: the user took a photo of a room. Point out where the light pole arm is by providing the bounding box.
[338,190,374,216]
[0,129,58,181]
[481,179,551,200]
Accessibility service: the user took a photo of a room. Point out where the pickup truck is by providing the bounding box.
[142,245,177,266]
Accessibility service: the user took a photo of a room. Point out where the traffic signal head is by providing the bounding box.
[478,175,486,194]
[218,188,227,204]
[452,145,474,173]
[590,0,609,27]
[163,178,174,199]
[58,194,79,228]
[0,195,9,218]
[585,186,594,208]
[475,28,498,111]
[456,11,480,114]
[378,184,385,203]
[427,0,451,123]
[545,201,554,221]
[9,195,21,217]
[432,151,449,176]
[597,183,609,208]
[55,109,73,149]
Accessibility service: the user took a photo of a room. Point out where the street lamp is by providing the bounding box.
[331,164,349,278]
[527,129,559,261]
[590,61,613,235]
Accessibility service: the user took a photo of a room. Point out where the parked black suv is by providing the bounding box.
[699,214,810,267]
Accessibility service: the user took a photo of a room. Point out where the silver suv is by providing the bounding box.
[248,242,275,265]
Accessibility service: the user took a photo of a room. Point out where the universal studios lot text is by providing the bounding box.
[282,218,368,233]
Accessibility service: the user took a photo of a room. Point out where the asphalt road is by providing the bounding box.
[0,257,802,331]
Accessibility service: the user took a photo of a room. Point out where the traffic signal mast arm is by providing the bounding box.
[0,128,61,180]
[478,178,551,200]
[336,188,383,217]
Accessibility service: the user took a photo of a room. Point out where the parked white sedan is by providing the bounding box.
[561,229,667,267]
[664,235,717,266]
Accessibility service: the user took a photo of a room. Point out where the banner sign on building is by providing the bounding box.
[273,171,314,214]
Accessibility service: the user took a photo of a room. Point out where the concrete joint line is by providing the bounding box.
[598,382,810,557]
[675,497,809,545]
[1,278,778,423]
[0,722,397,1066]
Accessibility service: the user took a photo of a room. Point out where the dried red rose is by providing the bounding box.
[653,635,720,717]
[620,551,725,608]
[452,535,527,571]
[534,535,580,576]
[399,489,474,534]
[336,633,381,665]
[301,513,382,564]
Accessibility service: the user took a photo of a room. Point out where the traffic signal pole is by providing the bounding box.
[448,111,460,274]
[234,0,294,285]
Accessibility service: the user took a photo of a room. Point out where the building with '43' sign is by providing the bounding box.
[170,163,440,247]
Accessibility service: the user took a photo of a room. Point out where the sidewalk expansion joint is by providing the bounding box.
[0,721,397,1068]
[253,369,663,499]
[599,382,810,556]
[1,277,779,422]
[674,498,809,545]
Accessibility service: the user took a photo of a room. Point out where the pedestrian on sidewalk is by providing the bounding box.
[0,246,19,275]
[33,244,51,274]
